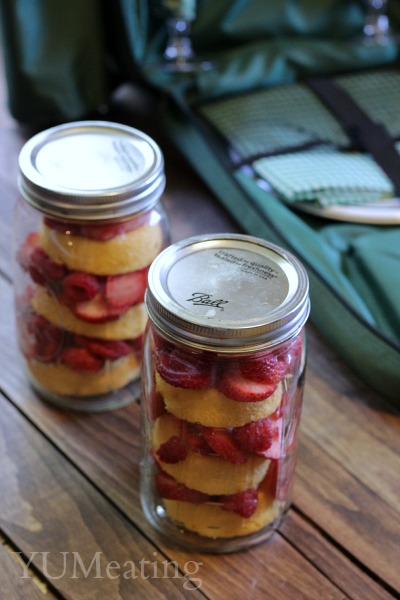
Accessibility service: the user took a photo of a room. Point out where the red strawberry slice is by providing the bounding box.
[156,347,213,389]
[257,417,283,459]
[221,489,258,518]
[239,354,287,385]
[73,294,125,323]
[105,268,148,308]
[60,347,104,372]
[79,215,147,240]
[26,314,64,361]
[31,248,67,282]
[185,433,212,455]
[80,222,126,241]
[232,418,273,454]
[155,471,208,503]
[62,271,101,303]
[43,217,80,236]
[201,428,247,464]
[75,335,131,359]
[183,423,213,455]
[23,246,66,285]
[156,435,187,464]
[218,368,278,402]
[44,216,150,239]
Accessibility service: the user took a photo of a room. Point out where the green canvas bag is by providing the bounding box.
[1,0,399,402]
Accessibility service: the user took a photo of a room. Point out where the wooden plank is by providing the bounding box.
[292,326,400,593]
[280,511,397,600]
[303,329,400,512]
[295,434,400,594]
[164,531,349,600]
[0,394,203,600]
[0,541,56,600]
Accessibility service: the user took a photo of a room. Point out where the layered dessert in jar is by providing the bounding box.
[140,234,310,551]
[14,121,168,410]
[16,212,164,399]
[148,330,304,540]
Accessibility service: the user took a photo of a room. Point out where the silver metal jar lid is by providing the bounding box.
[146,234,310,352]
[18,121,165,221]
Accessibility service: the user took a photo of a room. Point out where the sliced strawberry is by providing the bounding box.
[75,335,131,359]
[25,314,64,361]
[60,347,104,372]
[239,353,287,385]
[221,489,258,518]
[43,217,80,236]
[73,294,125,323]
[31,248,67,282]
[185,433,212,455]
[80,222,126,241]
[79,214,150,240]
[156,347,213,389]
[232,418,273,454]
[24,246,66,285]
[17,232,39,270]
[156,435,187,464]
[105,268,148,308]
[257,418,283,459]
[62,271,102,303]
[45,215,148,240]
[155,471,208,503]
[201,428,247,464]
[182,422,213,455]
[28,265,46,285]
[218,368,278,402]
[34,326,64,361]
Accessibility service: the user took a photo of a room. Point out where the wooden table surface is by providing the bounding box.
[1,53,400,600]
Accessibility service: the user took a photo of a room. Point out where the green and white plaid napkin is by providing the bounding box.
[198,71,400,207]
[252,146,395,207]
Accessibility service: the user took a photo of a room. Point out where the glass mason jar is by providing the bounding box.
[13,121,170,411]
[140,234,310,552]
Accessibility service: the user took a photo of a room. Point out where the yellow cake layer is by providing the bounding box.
[27,354,140,397]
[156,372,282,428]
[164,491,279,538]
[39,221,163,275]
[153,414,270,496]
[31,287,147,340]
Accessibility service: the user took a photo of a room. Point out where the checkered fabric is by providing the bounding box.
[198,71,400,206]
[337,71,400,139]
[199,83,350,159]
[252,145,395,206]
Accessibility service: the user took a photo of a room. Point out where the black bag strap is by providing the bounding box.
[307,76,400,194]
